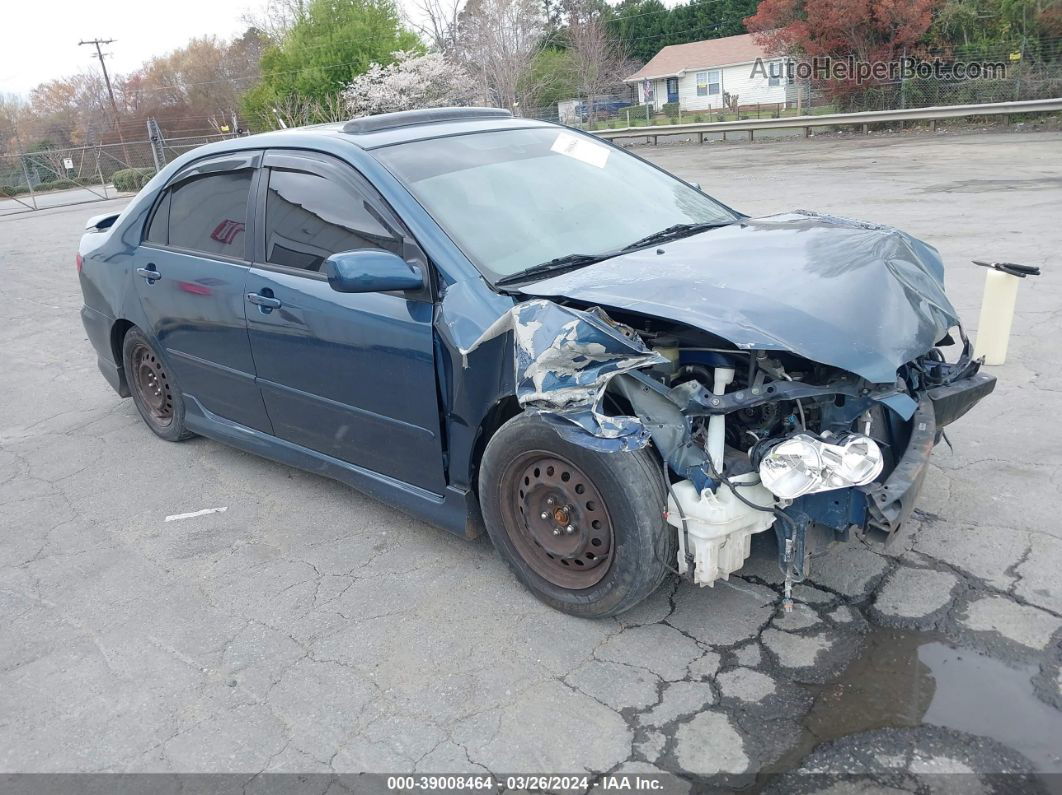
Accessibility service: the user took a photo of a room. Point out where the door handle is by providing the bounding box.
[136,265,161,282]
[246,292,282,309]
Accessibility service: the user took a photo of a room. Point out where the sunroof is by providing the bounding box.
[341,107,513,135]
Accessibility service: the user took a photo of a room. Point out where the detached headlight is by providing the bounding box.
[758,433,884,500]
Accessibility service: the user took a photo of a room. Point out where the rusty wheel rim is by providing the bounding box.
[500,451,614,589]
[131,342,174,427]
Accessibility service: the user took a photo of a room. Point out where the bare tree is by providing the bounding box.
[0,94,31,155]
[241,0,309,42]
[405,0,464,53]
[27,72,112,147]
[455,0,547,112]
[564,0,632,116]
[270,93,348,128]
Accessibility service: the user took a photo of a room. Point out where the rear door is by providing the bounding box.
[244,150,446,493]
[134,151,271,432]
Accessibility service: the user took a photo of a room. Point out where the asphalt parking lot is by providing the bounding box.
[1,129,1060,790]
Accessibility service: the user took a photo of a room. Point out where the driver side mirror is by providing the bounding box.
[323,249,424,294]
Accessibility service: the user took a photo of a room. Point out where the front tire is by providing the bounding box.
[479,413,674,618]
[122,327,193,442]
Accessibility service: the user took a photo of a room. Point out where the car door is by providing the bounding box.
[244,150,446,493]
[134,150,271,432]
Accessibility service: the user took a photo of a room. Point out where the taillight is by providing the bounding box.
[76,253,84,273]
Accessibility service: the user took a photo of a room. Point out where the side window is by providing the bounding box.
[166,170,252,257]
[264,168,401,272]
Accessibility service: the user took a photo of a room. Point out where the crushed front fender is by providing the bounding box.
[459,299,667,449]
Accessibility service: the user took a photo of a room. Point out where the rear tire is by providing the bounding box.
[122,327,193,442]
[479,413,674,618]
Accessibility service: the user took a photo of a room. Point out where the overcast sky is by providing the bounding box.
[2,0,260,95]
[2,0,451,96]
[3,0,676,97]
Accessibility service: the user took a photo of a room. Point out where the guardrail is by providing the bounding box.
[592,97,1062,144]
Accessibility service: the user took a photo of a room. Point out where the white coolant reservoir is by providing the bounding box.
[666,473,776,587]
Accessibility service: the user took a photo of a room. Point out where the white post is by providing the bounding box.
[974,269,1021,365]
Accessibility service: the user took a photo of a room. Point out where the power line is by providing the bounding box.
[79,38,132,163]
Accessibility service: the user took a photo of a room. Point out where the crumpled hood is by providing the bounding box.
[518,211,959,384]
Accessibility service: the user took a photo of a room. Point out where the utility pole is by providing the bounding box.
[79,38,132,167]
[146,119,165,172]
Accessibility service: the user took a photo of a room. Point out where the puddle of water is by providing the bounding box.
[762,628,1062,777]
[919,640,1062,774]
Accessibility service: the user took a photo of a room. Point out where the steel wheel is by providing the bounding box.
[481,413,674,617]
[130,341,174,427]
[499,451,615,589]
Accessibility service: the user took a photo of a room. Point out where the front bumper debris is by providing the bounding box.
[463,296,996,591]
[929,370,996,428]
[862,397,937,537]
[862,370,996,537]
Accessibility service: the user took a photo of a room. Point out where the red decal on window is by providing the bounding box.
[210,219,245,245]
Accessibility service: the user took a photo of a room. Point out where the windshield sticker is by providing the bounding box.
[551,131,610,168]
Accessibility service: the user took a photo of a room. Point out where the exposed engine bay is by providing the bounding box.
[463,297,996,608]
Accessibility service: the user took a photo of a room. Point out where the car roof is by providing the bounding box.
[223,108,558,153]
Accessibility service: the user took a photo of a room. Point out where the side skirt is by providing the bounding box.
[183,395,480,539]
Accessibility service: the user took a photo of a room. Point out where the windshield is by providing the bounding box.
[375,127,739,280]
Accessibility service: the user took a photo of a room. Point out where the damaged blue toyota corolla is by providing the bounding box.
[78,107,995,617]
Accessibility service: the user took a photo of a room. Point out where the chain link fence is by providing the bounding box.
[0,130,232,217]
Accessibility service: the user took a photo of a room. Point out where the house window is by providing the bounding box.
[697,70,721,96]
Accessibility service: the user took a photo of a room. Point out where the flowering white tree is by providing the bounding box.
[343,51,481,117]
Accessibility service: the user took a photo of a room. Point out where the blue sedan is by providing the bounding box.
[78,107,993,617]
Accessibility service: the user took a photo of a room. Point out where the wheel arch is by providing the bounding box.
[468,395,522,500]
[110,318,136,397]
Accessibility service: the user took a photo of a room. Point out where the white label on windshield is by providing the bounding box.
[551,131,609,168]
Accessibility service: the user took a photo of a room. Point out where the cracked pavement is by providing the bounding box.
[1,129,1060,789]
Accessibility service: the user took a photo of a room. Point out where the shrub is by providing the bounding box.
[662,102,680,121]
[0,180,80,196]
[47,179,79,191]
[621,104,654,124]
[694,114,704,123]
[112,168,156,193]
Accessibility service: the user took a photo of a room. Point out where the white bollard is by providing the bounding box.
[973,268,1021,365]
